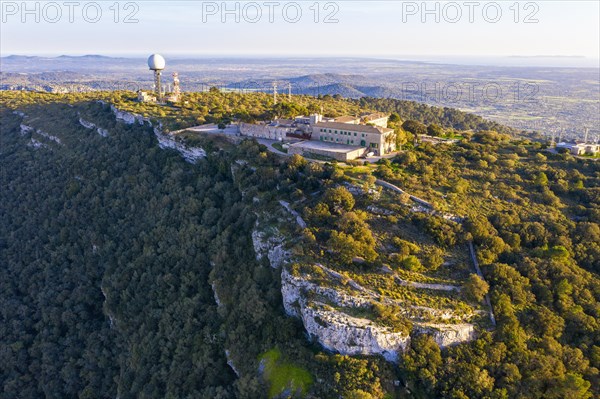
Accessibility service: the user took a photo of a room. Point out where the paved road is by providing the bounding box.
[375,179,433,208]
[394,276,460,291]
[256,138,290,156]
[468,241,497,327]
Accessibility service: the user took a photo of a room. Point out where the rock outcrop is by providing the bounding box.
[281,267,372,317]
[415,323,476,348]
[280,265,478,363]
[279,200,307,228]
[20,124,34,135]
[79,117,109,137]
[301,303,410,362]
[34,129,62,144]
[107,104,206,163]
[252,222,290,269]
[110,104,146,125]
[281,267,408,362]
[153,126,206,163]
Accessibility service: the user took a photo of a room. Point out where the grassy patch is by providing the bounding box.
[272,142,288,153]
[260,348,313,398]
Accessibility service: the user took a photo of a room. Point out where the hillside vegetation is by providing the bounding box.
[0,91,598,399]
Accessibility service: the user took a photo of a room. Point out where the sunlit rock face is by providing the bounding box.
[280,267,477,363]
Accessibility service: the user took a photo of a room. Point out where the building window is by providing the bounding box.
[354,132,357,136]
[360,140,366,146]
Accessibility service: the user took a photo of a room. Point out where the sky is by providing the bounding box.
[1,1,599,65]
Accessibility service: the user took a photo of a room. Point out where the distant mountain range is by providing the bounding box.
[1,55,598,138]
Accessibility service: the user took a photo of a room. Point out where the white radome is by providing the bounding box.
[147,54,166,70]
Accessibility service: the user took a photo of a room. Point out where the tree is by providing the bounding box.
[535,172,549,187]
[463,274,489,302]
[401,255,423,272]
[324,186,355,214]
[395,128,409,149]
[427,123,444,136]
[345,390,376,399]
[327,225,377,263]
[388,112,401,125]
[402,120,427,136]
[402,334,442,393]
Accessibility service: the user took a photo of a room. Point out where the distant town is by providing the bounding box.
[2,55,598,143]
[136,54,599,161]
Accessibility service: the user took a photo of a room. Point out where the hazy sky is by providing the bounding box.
[1,1,599,62]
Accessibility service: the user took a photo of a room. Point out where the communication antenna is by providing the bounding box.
[273,83,278,105]
[172,72,181,101]
[288,83,292,102]
[584,127,589,143]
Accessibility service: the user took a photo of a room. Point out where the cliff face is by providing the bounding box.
[301,304,410,362]
[247,171,480,364]
[415,323,476,348]
[280,265,477,363]
[281,268,409,362]
[109,104,206,163]
[251,223,290,269]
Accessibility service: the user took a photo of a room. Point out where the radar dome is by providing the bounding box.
[148,54,166,70]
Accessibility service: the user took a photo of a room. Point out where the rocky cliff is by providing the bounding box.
[252,223,290,269]
[282,267,409,362]
[280,264,478,363]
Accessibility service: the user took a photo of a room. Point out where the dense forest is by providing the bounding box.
[0,90,516,135]
[1,91,598,398]
[0,98,395,398]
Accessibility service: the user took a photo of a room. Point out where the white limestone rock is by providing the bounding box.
[414,323,476,348]
[97,128,109,137]
[35,129,61,144]
[20,124,33,135]
[280,266,478,362]
[252,224,290,269]
[153,126,206,163]
[110,105,143,125]
[279,200,307,229]
[225,350,240,377]
[281,267,371,317]
[211,282,222,308]
[79,117,96,129]
[79,117,109,137]
[27,138,48,149]
[302,303,410,362]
